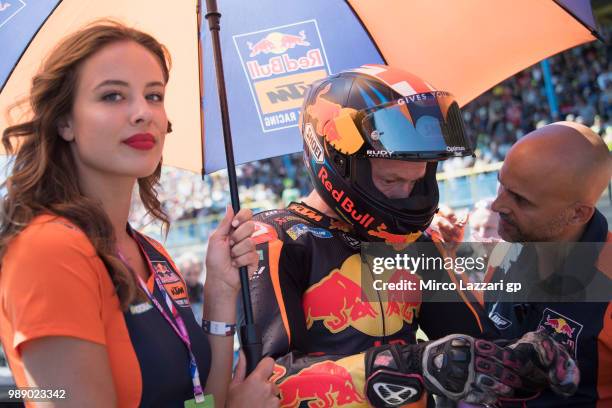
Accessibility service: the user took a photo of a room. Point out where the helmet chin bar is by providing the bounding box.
[307,142,439,242]
[350,156,439,214]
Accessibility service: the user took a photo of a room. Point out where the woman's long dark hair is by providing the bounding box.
[1,20,172,310]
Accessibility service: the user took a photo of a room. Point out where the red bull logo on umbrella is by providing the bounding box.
[538,308,583,357]
[247,30,310,57]
[234,20,331,132]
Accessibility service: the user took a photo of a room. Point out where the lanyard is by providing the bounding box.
[117,241,205,404]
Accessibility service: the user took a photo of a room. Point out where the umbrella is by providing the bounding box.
[0,0,602,372]
[1,1,601,173]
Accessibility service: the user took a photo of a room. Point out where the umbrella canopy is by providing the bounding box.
[0,0,202,171]
[0,0,600,174]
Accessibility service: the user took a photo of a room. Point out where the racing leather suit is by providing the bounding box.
[247,202,493,407]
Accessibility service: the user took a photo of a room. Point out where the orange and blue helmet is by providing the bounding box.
[300,65,473,242]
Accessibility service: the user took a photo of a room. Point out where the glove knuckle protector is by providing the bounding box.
[364,344,425,407]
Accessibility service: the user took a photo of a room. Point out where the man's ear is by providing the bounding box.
[57,117,74,142]
[569,203,595,226]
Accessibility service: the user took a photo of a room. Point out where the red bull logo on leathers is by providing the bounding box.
[278,361,365,407]
[538,308,583,357]
[384,269,421,323]
[303,255,421,337]
[303,269,377,333]
[233,20,330,132]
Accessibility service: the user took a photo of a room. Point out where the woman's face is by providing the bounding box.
[59,40,168,182]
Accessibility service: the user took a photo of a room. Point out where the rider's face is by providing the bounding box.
[370,158,427,199]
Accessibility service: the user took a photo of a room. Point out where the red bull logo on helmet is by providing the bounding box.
[538,308,583,357]
[234,20,331,132]
[317,166,376,229]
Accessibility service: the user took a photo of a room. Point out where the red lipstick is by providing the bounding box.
[123,133,155,150]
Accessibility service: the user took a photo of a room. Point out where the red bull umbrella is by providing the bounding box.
[0,0,601,174]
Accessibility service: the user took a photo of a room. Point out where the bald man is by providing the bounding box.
[483,121,612,407]
[492,121,611,243]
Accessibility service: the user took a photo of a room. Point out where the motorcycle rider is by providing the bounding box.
[245,66,578,407]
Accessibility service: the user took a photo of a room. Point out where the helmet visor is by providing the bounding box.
[360,91,472,159]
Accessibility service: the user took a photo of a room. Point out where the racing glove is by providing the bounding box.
[506,329,579,398]
[364,329,579,407]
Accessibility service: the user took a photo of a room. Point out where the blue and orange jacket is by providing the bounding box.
[483,209,612,407]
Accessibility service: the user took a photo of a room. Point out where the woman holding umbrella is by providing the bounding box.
[0,21,278,408]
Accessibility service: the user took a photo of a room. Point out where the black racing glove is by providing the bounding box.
[364,330,579,407]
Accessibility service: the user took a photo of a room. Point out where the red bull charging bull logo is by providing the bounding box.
[152,261,179,284]
[384,269,421,323]
[303,269,378,333]
[277,361,365,407]
[233,20,331,132]
[303,255,421,336]
[545,316,574,337]
[538,308,583,357]
[248,30,310,57]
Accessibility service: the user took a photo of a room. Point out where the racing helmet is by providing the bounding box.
[300,65,473,242]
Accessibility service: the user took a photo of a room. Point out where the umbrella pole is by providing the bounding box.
[202,0,262,374]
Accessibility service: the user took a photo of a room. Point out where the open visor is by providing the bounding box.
[360,91,472,160]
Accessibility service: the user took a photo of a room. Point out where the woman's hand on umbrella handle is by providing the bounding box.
[227,351,280,408]
[205,206,257,295]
